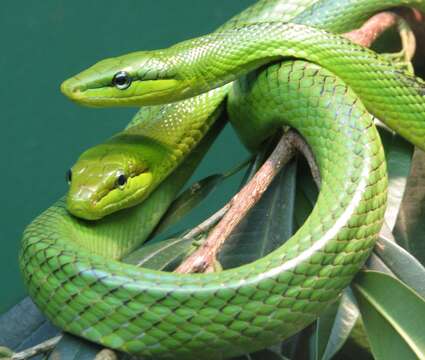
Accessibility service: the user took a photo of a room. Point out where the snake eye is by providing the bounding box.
[112,71,131,90]
[66,169,72,184]
[117,174,127,187]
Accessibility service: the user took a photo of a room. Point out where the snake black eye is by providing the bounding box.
[66,169,72,184]
[117,174,127,187]
[112,71,131,90]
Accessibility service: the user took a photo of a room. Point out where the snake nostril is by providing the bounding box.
[66,185,99,215]
[66,197,100,220]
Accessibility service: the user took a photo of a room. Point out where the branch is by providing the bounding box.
[176,9,419,274]
[398,8,425,59]
[344,8,425,60]
[8,335,62,360]
[291,132,321,187]
[180,204,230,242]
[176,130,307,273]
[344,11,400,47]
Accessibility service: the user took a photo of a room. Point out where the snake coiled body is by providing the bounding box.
[20,0,425,359]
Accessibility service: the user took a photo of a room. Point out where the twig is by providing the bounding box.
[180,204,230,242]
[6,336,118,360]
[176,9,419,274]
[397,8,425,60]
[9,335,62,360]
[176,130,303,273]
[291,134,320,187]
[94,349,118,360]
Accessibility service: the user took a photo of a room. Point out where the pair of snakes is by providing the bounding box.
[20,0,425,359]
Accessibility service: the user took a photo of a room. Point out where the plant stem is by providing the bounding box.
[176,9,419,274]
[10,335,62,360]
[176,130,302,273]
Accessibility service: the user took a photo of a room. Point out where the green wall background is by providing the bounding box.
[0,0,256,313]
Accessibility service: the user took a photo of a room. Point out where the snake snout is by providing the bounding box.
[61,78,84,102]
[66,188,103,221]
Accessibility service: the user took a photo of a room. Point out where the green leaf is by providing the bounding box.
[353,271,425,360]
[123,235,196,271]
[230,349,291,360]
[151,174,225,237]
[294,157,318,229]
[47,334,102,360]
[379,127,414,230]
[249,349,291,360]
[0,346,13,358]
[394,150,425,265]
[0,297,58,353]
[240,141,274,184]
[310,301,340,360]
[219,159,297,268]
[366,252,394,275]
[310,289,360,360]
[374,233,425,298]
[333,321,374,360]
[281,333,307,359]
[151,156,252,238]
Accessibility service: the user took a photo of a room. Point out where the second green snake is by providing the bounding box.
[20,1,425,358]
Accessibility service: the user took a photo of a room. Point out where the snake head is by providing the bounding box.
[60,50,192,107]
[65,135,170,220]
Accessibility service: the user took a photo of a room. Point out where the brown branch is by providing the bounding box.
[345,8,425,59]
[9,335,62,360]
[292,134,320,187]
[176,130,302,273]
[344,11,400,47]
[180,204,230,242]
[176,9,420,274]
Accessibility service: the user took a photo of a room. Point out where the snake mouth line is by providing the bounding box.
[96,170,152,201]
[66,170,152,221]
[61,78,183,106]
[93,172,153,216]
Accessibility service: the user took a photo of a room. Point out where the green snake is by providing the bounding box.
[20,1,425,359]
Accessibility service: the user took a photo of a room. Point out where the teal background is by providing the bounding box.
[0,0,256,313]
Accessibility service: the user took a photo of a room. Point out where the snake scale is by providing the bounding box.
[20,1,425,359]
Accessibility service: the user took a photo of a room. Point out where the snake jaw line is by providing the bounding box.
[61,78,187,107]
[61,49,186,106]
